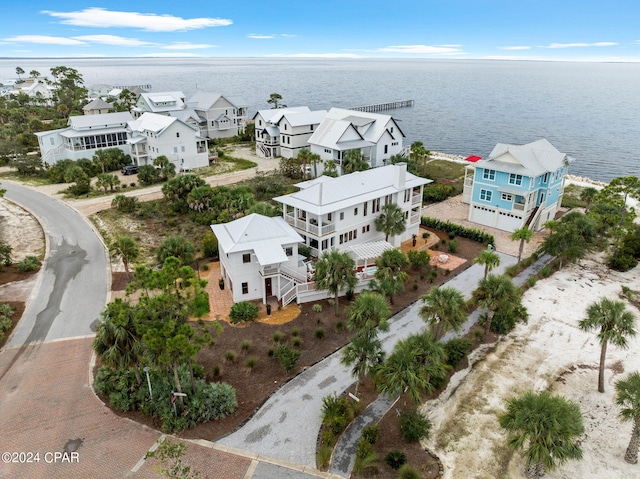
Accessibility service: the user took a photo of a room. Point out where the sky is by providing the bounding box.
[1,1,639,61]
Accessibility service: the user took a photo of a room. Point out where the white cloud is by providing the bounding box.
[3,35,86,45]
[248,34,296,39]
[42,8,232,32]
[376,44,463,54]
[499,46,532,51]
[248,35,275,39]
[544,42,618,49]
[72,35,156,47]
[161,42,217,50]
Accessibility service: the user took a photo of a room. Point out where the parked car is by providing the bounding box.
[121,165,139,175]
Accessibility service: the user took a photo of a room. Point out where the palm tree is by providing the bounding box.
[309,152,322,178]
[93,298,144,384]
[345,290,391,336]
[375,331,447,405]
[498,390,584,478]
[473,248,500,279]
[580,186,598,212]
[312,249,357,316]
[342,333,385,396]
[370,248,409,304]
[420,286,467,341]
[342,149,368,174]
[615,371,640,464]
[297,148,311,180]
[156,236,195,267]
[579,298,637,393]
[473,274,519,335]
[374,203,406,242]
[110,236,140,280]
[511,227,533,265]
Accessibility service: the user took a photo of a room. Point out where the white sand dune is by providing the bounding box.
[424,255,640,478]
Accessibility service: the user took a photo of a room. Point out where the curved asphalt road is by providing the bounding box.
[3,181,108,346]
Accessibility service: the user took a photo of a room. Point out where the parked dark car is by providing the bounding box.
[121,165,139,175]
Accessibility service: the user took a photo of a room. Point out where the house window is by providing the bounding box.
[480,189,493,202]
[328,213,332,221]
[543,173,549,183]
[242,282,248,294]
[483,169,496,180]
[354,207,358,216]
[509,174,523,186]
[384,145,388,154]
[285,247,293,256]
[501,193,513,201]
[363,202,368,216]
[181,146,185,152]
[353,229,357,239]
[330,237,335,246]
[310,124,314,131]
[390,127,394,133]
[340,212,344,220]
[348,231,353,241]
[284,124,287,130]
[404,189,411,202]
[242,253,251,263]
[176,132,180,138]
[173,147,178,153]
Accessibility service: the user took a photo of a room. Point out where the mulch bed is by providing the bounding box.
[99,229,487,476]
[0,264,38,349]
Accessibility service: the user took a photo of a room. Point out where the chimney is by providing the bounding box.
[393,162,407,189]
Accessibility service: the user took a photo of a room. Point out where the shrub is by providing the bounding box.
[314,328,326,340]
[321,393,352,435]
[224,350,238,363]
[17,255,40,273]
[505,264,519,277]
[291,337,302,348]
[412,282,418,291]
[272,344,300,372]
[111,194,138,213]
[356,438,374,458]
[447,239,458,253]
[491,304,529,335]
[156,236,195,266]
[385,449,407,470]
[397,464,420,479]
[421,217,495,245]
[540,265,552,278]
[272,331,284,343]
[362,423,379,444]
[312,304,323,313]
[353,448,378,475]
[202,232,219,258]
[527,276,537,287]
[407,250,430,270]
[212,365,222,377]
[243,356,258,371]
[229,301,259,323]
[291,328,300,337]
[0,240,13,268]
[609,251,639,272]
[443,337,473,367]
[334,320,344,333]
[316,444,333,470]
[399,410,432,443]
[240,340,252,353]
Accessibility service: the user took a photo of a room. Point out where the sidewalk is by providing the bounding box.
[329,253,553,477]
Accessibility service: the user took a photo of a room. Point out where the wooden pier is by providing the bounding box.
[349,99,414,113]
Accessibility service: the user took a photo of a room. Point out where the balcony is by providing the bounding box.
[409,211,421,224]
[284,214,335,236]
[411,193,422,206]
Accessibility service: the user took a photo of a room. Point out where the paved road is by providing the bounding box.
[3,181,108,346]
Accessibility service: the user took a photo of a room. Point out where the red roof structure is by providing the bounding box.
[465,155,482,162]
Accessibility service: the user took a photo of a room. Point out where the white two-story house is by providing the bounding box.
[132,91,186,118]
[127,112,208,171]
[308,107,405,175]
[211,213,307,305]
[463,138,572,232]
[186,92,248,139]
[254,107,327,159]
[36,112,133,165]
[274,162,430,257]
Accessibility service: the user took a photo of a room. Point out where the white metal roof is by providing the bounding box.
[477,139,568,177]
[253,106,311,124]
[68,112,133,130]
[278,110,327,127]
[347,241,395,261]
[187,92,248,110]
[274,163,431,215]
[210,214,303,266]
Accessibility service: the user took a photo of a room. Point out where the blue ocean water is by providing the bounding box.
[1,58,638,183]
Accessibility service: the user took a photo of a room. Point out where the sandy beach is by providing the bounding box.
[423,254,640,478]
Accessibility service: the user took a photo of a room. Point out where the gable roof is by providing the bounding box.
[138,91,185,112]
[477,138,568,177]
[188,92,247,110]
[129,112,197,135]
[253,106,311,123]
[274,163,431,215]
[277,109,327,128]
[308,107,403,150]
[210,214,303,266]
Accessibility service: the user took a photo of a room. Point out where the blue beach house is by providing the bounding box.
[462,139,572,232]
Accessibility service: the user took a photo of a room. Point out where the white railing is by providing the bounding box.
[280,265,307,284]
[282,285,297,306]
[514,203,525,211]
[411,193,422,205]
[410,211,421,224]
[297,282,317,293]
[262,266,279,276]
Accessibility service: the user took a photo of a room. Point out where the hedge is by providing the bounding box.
[421,217,495,245]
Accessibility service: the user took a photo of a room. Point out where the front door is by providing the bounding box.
[265,278,272,297]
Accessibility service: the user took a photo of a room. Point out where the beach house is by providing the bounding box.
[307,107,405,175]
[274,162,430,258]
[462,138,571,232]
[36,111,133,165]
[132,91,186,118]
[186,92,248,139]
[127,112,209,171]
[211,214,307,305]
[254,107,327,159]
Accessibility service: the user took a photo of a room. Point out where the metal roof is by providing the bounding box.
[68,112,133,130]
[210,214,303,266]
[476,139,568,177]
[346,240,394,261]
